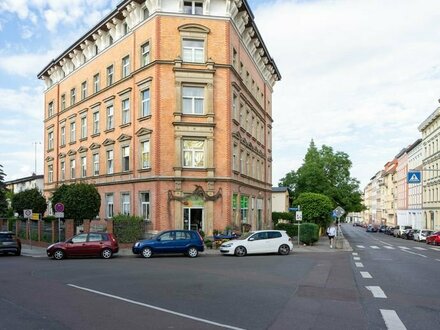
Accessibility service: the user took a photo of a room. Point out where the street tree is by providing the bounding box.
[0,164,8,216]
[51,183,100,221]
[11,188,47,216]
[293,193,333,229]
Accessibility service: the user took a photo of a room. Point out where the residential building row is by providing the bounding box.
[362,105,440,231]
[37,0,281,235]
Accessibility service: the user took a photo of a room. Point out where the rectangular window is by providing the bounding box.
[232,194,238,223]
[48,101,54,117]
[122,56,130,78]
[122,99,130,124]
[93,73,100,93]
[48,131,54,150]
[140,192,150,221]
[182,86,204,114]
[81,156,87,178]
[183,39,204,62]
[107,65,114,86]
[141,141,150,169]
[232,48,237,68]
[60,126,66,146]
[183,1,203,15]
[121,193,130,215]
[93,111,99,134]
[60,160,65,181]
[80,116,87,139]
[141,42,150,66]
[70,159,76,179]
[240,195,249,223]
[141,89,150,117]
[107,150,114,174]
[93,153,99,176]
[183,140,205,168]
[70,88,76,105]
[61,94,66,110]
[122,146,130,172]
[106,105,114,129]
[232,93,238,120]
[70,122,76,143]
[233,144,238,171]
[81,81,87,99]
[123,22,129,35]
[105,193,114,218]
[143,6,149,20]
[48,164,53,183]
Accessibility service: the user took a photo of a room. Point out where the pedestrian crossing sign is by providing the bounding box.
[407,171,421,184]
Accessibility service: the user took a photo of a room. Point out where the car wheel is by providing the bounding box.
[234,246,247,257]
[101,248,113,259]
[278,244,290,255]
[141,247,152,258]
[53,249,64,260]
[187,247,198,258]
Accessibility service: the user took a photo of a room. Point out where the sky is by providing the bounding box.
[1,0,440,189]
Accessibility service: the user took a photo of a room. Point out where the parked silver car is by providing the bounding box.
[414,229,434,242]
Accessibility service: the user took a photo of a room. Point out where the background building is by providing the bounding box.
[38,0,281,235]
[271,187,289,213]
[407,138,423,229]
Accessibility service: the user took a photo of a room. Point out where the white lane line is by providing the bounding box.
[378,240,393,246]
[357,245,365,249]
[436,259,440,262]
[352,252,358,256]
[398,246,409,250]
[353,257,361,261]
[401,249,427,258]
[360,271,372,279]
[68,284,245,330]
[384,246,395,250]
[366,286,387,298]
[355,262,364,268]
[370,246,380,249]
[413,247,427,251]
[380,309,407,330]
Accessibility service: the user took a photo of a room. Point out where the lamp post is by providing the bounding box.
[33,142,41,175]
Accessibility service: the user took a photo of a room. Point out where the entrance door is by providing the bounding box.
[183,208,203,231]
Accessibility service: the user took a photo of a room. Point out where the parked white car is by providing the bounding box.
[220,230,293,257]
[414,229,434,242]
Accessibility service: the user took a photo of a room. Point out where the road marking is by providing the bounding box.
[401,250,427,258]
[378,240,393,246]
[68,284,245,330]
[384,246,395,250]
[360,271,372,279]
[436,259,440,262]
[430,247,440,251]
[357,245,365,249]
[352,252,358,256]
[413,247,427,251]
[370,246,380,249]
[355,262,364,268]
[353,257,361,261]
[380,309,407,330]
[398,246,409,250]
[366,286,387,298]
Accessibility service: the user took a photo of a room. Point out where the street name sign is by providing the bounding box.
[407,171,421,184]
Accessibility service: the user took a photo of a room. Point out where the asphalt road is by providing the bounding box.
[1,225,439,330]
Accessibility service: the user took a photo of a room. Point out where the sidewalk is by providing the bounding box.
[21,235,352,258]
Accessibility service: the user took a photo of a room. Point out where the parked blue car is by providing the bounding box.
[132,230,204,258]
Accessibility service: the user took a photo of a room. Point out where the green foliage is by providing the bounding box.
[272,212,294,224]
[0,165,8,217]
[293,193,333,229]
[275,222,298,237]
[278,140,364,213]
[11,188,47,215]
[51,183,100,221]
[299,223,319,245]
[204,239,213,248]
[113,214,144,243]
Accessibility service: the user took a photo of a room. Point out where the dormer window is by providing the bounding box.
[184,1,203,15]
[143,6,149,20]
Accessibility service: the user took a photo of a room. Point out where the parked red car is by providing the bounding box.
[426,232,440,246]
[47,232,119,260]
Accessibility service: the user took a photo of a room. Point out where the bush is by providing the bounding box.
[204,239,213,249]
[113,214,144,243]
[275,223,298,237]
[299,223,319,245]
[272,212,294,225]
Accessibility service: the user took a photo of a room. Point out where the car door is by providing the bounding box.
[173,231,191,252]
[247,232,268,254]
[66,233,89,256]
[155,231,176,253]
[87,233,105,256]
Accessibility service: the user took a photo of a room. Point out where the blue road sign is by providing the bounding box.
[407,171,421,184]
[289,207,299,212]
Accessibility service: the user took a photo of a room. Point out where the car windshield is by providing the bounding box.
[240,232,254,240]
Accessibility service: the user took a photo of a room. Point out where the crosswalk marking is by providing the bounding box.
[430,247,440,251]
[380,309,407,330]
[355,262,364,268]
[371,246,380,249]
[353,257,361,260]
[384,246,395,249]
[357,245,365,248]
[366,286,387,298]
[413,247,427,251]
[360,271,372,279]
[398,246,409,250]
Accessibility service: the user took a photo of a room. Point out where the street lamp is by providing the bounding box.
[33,142,41,175]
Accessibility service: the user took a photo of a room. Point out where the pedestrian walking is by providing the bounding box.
[326,223,336,248]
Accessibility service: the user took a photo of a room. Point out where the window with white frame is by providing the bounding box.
[60,126,66,146]
[233,144,238,171]
[70,88,76,105]
[122,99,130,124]
[240,149,244,173]
[93,153,99,176]
[143,6,149,19]
[182,86,204,114]
[48,164,53,183]
[70,122,76,143]
[93,111,99,134]
[61,94,66,110]
[70,159,76,179]
[141,140,150,169]
[60,160,65,181]
[105,193,114,218]
[140,192,150,221]
[240,195,249,223]
[106,105,114,129]
[182,39,204,62]
[48,102,54,117]
[141,89,150,117]
[48,131,54,150]
[107,65,114,86]
[183,140,205,168]
[121,193,130,215]
[93,73,100,93]
[81,156,87,178]
[107,150,114,174]
[80,116,87,139]
[183,1,203,15]
[141,42,150,66]
[81,81,87,99]
[122,146,130,172]
[122,56,130,78]
[123,22,129,35]
[232,93,238,120]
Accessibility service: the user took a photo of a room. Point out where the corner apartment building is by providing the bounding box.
[38,0,281,235]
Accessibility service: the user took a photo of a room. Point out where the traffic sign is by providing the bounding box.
[407,171,421,184]
[333,206,345,218]
[55,212,64,218]
[23,209,32,218]
[296,211,303,221]
[54,203,65,212]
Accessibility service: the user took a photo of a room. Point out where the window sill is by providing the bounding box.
[104,128,115,134]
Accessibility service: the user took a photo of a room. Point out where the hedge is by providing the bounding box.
[272,212,294,225]
[299,223,319,245]
[112,214,144,243]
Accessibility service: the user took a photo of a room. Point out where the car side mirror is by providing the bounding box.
[156,237,161,241]
[67,240,73,244]
[248,237,255,241]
